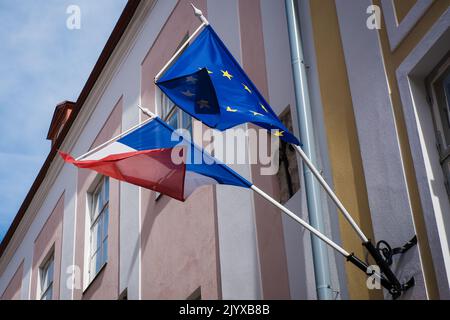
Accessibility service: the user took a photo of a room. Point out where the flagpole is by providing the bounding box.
[136,106,347,255]
[250,184,396,291]
[292,145,409,297]
[155,26,207,82]
[163,2,370,245]
[136,106,400,296]
[75,111,155,161]
[293,145,369,242]
[154,4,210,82]
[251,185,348,256]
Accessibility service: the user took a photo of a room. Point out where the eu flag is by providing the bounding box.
[156,25,300,146]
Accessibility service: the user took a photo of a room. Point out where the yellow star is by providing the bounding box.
[274,130,284,137]
[260,103,269,113]
[226,106,238,112]
[243,84,252,93]
[199,67,213,74]
[221,70,233,80]
[251,111,263,116]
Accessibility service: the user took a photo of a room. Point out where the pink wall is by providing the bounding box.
[140,0,221,299]
[1,261,23,300]
[238,0,291,299]
[30,193,64,299]
[73,99,122,300]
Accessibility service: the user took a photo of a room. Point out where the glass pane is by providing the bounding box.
[93,192,101,219]
[104,178,109,203]
[41,271,48,291]
[92,197,97,219]
[47,260,54,286]
[445,160,450,181]
[95,249,103,274]
[98,189,104,213]
[168,111,178,129]
[161,96,167,118]
[182,112,193,136]
[91,221,101,254]
[41,287,52,300]
[444,73,450,128]
[162,96,175,119]
[40,258,53,292]
[89,195,95,221]
[96,219,103,251]
[103,209,109,242]
[90,253,97,279]
[102,237,108,264]
[434,68,450,146]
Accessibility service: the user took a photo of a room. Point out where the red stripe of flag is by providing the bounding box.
[59,148,186,201]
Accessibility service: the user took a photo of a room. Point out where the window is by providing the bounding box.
[39,253,54,300]
[88,177,109,281]
[277,107,301,204]
[428,57,450,196]
[118,289,128,300]
[154,96,192,202]
[186,287,202,300]
[159,33,193,136]
[155,34,193,202]
[161,93,193,135]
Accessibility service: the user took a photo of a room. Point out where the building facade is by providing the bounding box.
[0,0,449,300]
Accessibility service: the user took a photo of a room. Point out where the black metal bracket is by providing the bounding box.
[346,253,394,293]
[346,236,417,299]
[362,235,418,299]
[376,235,417,266]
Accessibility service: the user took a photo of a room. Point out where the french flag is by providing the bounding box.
[60,117,251,201]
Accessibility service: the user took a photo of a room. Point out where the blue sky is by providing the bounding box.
[0,1,127,242]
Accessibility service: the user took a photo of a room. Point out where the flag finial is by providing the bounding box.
[190,3,209,25]
[138,105,156,118]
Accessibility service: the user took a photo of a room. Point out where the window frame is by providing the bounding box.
[276,106,301,204]
[154,33,194,201]
[427,56,450,196]
[39,252,54,300]
[158,32,193,136]
[86,176,110,284]
[160,92,193,135]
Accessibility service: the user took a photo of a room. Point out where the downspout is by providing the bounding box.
[285,0,333,300]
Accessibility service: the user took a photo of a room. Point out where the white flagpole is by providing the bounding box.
[140,106,393,291]
[251,185,349,257]
[250,186,390,291]
[75,109,155,161]
[137,107,350,256]
[154,25,207,82]
[154,4,210,82]
[293,145,369,243]
[151,3,404,295]
[157,2,369,245]
[181,3,368,243]
[139,111,352,258]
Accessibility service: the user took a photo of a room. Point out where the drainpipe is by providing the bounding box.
[285,0,333,300]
